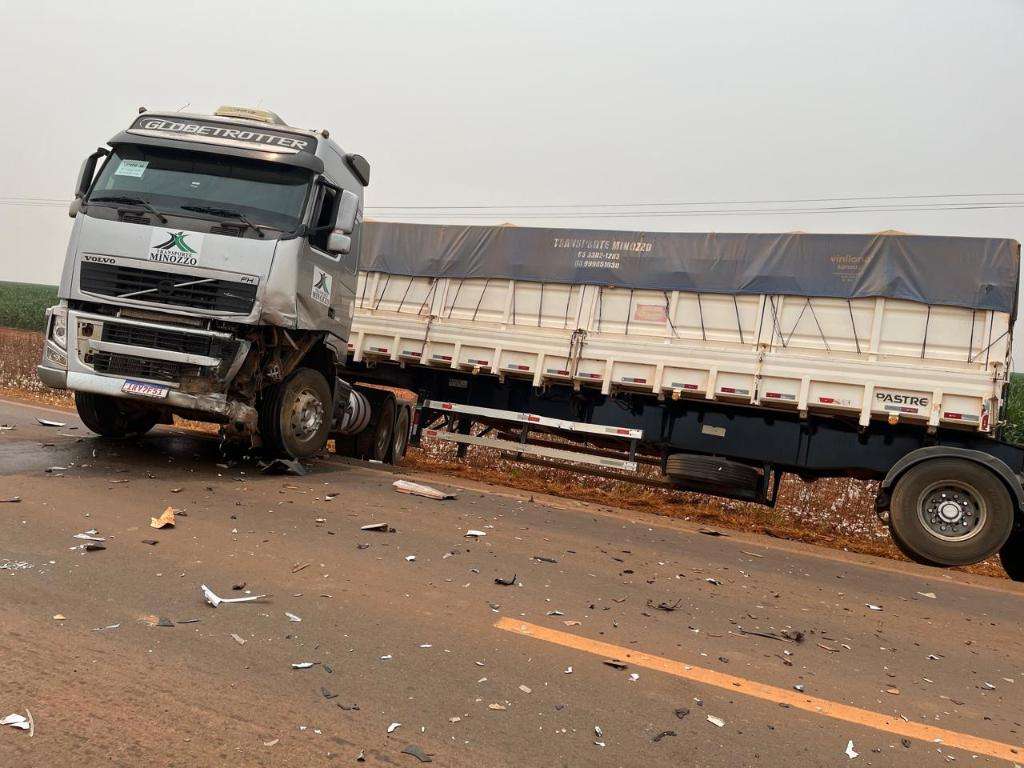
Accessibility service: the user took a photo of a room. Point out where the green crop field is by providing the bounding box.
[0,280,57,331]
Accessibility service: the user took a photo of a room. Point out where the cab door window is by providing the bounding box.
[310,184,338,252]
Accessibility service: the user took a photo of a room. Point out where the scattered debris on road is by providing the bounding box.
[652,730,676,743]
[36,418,66,427]
[602,659,628,670]
[292,662,317,669]
[845,740,859,759]
[706,715,725,728]
[494,574,516,586]
[150,507,177,529]
[401,745,434,762]
[465,529,487,537]
[200,584,266,607]
[260,458,307,476]
[0,496,21,503]
[393,479,455,500]
[647,599,683,611]
[361,522,394,532]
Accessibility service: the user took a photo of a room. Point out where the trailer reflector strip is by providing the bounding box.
[671,382,700,390]
[619,377,647,384]
[433,354,453,361]
[467,358,489,366]
[367,346,389,354]
[765,392,796,400]
[503,364,531,371]
[546,368,570,376]
[401,350,422,357]
[883,404,919,414]
[577,372,602,379]
[421,428,639,472]
[942,412,979,422]
[719,387,749,395]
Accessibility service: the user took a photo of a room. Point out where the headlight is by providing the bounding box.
[49,309,68,350]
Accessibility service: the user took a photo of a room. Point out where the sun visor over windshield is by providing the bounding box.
[108,130,324,174]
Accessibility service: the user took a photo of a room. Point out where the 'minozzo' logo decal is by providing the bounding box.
[149,229,204,265]
[311,266,332,307]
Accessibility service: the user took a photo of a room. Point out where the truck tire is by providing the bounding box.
[666,454,760,488]
[356,396,395,462]
[391,406,410,463]
[889,458,1014,567]
[75,391,159,438]
[259,367,332,459]
[998,530,1024,581]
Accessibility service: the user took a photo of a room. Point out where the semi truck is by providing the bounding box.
[38,105,1024,578]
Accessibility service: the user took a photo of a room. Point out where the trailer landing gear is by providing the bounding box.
[888,458,1014,567]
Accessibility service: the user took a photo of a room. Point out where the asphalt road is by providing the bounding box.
[1,397,1023,768]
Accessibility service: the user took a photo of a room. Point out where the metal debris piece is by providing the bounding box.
[292,662,316,669]
[793,684,805,692]
[338,703,360,711]
[519,685,532,694]
[356,750,366,762]
[674,707,690,719]
[84,543,106,552]
[0,496,21,503]
[737,627,804,643]
[231,633,246,645]
[291,562,311,573]
[1,713,29,731]
[465,530,487,537]
[285,612,302,622]
[564,666,573,674]
[156,617,174,627]
[393,480,455,500]
[533,555,558,563]
[141,539,158,546]
[321,687,338,700]
[845,740,859,759]
[704,578,722,586]
[401,745,434,762]
[866,604,883,611]
[73,532,106,542]
[92,623,120,631]
[150,507,177,529]
[706,715,725,728]
[488,703,506,711]
[36,418,66,427]
[53,614,66,621]
[405,555,416,562]
[361,522,394,532]
[916,592,936,599]
[494,574,516,586]
[201,584,266,607]
[603,659,628,670]
[261,458,307,476]
[263,738,279,747]
[647,599,683,612]
[652,730,676,743]
[698,528,727,537]
[387,722,402,733]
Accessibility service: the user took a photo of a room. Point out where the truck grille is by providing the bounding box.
[101,322,218,357]
[80,262,257,314]
[90,351,201,382]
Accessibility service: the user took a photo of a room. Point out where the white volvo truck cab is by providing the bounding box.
[38,106,395,458]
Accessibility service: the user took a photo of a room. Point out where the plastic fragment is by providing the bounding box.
[401,745,434,762]
[150,507,177,529]
[393,480,455,500]
[707,715,725,727]
[261,458,307,476]
[494,574,516,586]
[201,584,266,607]
[845,740,859,759]
[36,418,66,427]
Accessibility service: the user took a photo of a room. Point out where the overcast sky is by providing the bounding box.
[2,1,1022,288]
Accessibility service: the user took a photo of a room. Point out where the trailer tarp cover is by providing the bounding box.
[362,222,1020,314]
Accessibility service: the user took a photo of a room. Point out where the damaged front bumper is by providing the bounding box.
[38,308,256,429]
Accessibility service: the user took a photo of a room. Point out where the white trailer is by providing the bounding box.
[340,222,1024,577]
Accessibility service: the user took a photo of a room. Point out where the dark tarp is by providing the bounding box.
[361,222,1020,316]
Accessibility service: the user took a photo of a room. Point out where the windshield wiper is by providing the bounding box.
[89,195,168,224]
[180,205,266,238]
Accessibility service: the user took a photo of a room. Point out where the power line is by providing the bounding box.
[366,192,1024,210]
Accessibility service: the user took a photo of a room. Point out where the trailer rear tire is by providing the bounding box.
[889,459,1013,567]
[260,367,332,459]
[75,391,159,438]
[391,406,410,463]
[356,396,395,463]
[999,530,1024,581]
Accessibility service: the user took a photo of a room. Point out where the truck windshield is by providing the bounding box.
[88,145,311,232]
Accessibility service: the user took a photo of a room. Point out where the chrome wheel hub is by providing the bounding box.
[289,388,325,442]
[917,482,986,542]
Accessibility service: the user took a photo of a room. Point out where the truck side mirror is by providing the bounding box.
[71,147,109,217]
[345,154,370,187]
[327,190,360,254]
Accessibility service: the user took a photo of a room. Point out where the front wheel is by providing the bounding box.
[75,391,160,438]
[259,368,333,459]
[889,458,1014,567]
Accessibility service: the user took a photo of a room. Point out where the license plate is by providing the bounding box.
[121,379,169,399]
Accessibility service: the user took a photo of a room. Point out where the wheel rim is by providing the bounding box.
[393,413,408,457]
[916,480,988,542]
[375,418,391,458]
[288,387,325,443]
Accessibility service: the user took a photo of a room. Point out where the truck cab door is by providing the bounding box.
[297,182,359,346]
